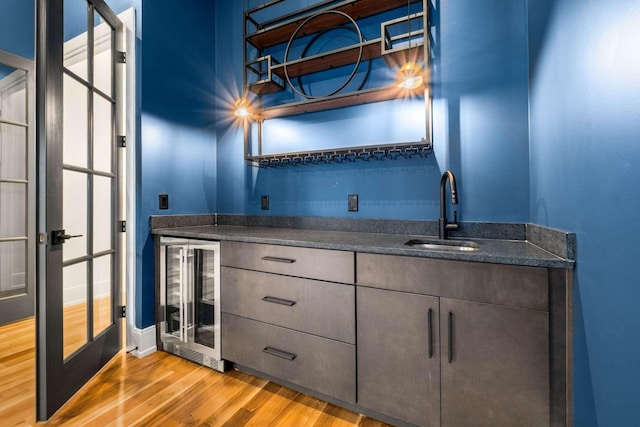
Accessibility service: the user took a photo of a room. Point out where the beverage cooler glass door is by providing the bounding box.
[165,245,187,342]
[160,237,189,345]
[188,241,221,361]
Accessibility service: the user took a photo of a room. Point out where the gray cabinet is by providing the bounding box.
[221,267,355,343]
[357,287,440,427]
[356,253,552,427]
[222,313,356,403]
[221,241,354,284]
[220,241,356,403]
[441,298,549,427]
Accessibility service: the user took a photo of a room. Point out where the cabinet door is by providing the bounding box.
[357,287,440,427]
[441,298,549,427]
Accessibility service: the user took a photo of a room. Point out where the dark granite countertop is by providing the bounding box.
[151,224,574,269]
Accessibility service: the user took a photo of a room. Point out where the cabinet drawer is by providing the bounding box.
[221,241,354,284]
[222,313,356,404]
[221,267,355,344]
[357,253,549,311]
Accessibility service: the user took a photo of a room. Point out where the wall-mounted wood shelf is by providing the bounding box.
[248,43,424,96]
[245,0,422,50]
[256,84,417,120]
[242,0,432,166]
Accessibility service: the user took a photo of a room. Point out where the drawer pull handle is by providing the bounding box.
[261,256,296,264]
[263,346,297,361]
[262,296,296,306]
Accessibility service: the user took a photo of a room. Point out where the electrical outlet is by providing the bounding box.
[159,194,169,210]
[348,194,358,212]
[261,195,269,210]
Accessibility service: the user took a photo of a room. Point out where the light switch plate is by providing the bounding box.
[159,194,169,210]
[348,194,358,212]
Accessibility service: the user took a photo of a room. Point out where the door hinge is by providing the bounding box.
[118,135,126,147]
[120,221,126,232]
[117,51,126,64]
[118,306,126,318]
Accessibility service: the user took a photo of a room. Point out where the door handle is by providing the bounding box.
[448,311,454,363]
[428,308,433,359]
[51,230,83,245]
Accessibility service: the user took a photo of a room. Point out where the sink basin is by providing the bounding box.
[404,238,480,252]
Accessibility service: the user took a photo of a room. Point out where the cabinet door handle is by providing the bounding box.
[448,311,454,364]
[428,308,434,359]
[263,346,297,361]
[261,256,296,264]
[262,296,296,306]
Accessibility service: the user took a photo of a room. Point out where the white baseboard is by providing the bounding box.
[130,325,157,358]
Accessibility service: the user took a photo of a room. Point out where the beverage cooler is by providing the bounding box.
[158,237,225,372]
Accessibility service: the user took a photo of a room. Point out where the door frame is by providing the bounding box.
[0,49,35,325]
[36,0,126,419]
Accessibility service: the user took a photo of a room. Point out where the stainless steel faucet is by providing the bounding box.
[439,170,459,240]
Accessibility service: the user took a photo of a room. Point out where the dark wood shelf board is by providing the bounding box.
[248,43,424,95]
[256,85,424,119]
[278,43,424,78]
[248,79,285,95]
[272,39,382,79]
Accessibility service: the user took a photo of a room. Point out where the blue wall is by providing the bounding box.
[215,0,531,222]
[8,0,639,423]
[137,0,217,328]
[0,0,35,58]
[528,1,640,425]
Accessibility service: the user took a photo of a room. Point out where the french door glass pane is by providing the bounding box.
[63,0,89,80]
[93,94,112,173]
[0,124,27,180]
[0,67,27,123]
[93,11,113,97]
[62,170,88,261]
[63,261,88,359]
[93,254,112,336]
[0,240,26,298]
[0,183,26,238]
[93,175,112,253]
[63,74,88,168]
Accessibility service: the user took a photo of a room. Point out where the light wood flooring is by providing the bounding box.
[0,317,391,426]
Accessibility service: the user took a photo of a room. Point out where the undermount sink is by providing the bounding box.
[404,238,480,252]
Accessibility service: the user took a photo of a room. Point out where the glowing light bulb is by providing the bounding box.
[233,98,252,118]
[397,62,424,90]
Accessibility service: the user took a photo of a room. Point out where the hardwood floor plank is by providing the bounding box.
[241,382,301,427]
[269,392,328,427]
[313,402,363,426]
[0,318,393,427]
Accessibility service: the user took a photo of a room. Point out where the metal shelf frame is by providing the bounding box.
[242,0,433,166]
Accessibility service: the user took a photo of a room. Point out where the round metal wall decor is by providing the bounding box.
[284,10,364,99]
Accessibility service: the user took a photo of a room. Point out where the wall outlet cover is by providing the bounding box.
[348,194,358,212]
[261,195,269,210]
[159,194,169,210]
